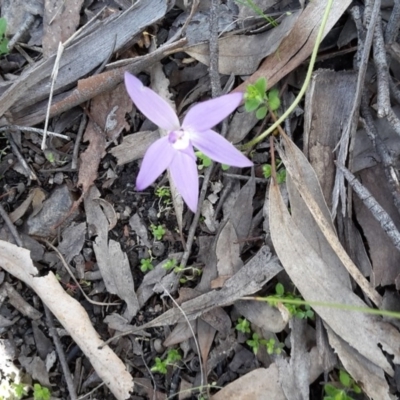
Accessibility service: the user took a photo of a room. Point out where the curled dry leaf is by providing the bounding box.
[0,240,134,400]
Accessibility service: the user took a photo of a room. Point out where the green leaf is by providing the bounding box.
[268,88,281,111]
[339,370,353,387]
[276,169,286,184]
[262,164,272,178]
[0,18,7,37]
[254,77,267,97]
[221,164,230,171]
[324,384,339,396]
[196,151,212,167]
[244,98,261,112]
[339,370,351,388]
[256,106,267,120]
[0,38,8,55]
[352,384,361,394]
[275,282,285,296]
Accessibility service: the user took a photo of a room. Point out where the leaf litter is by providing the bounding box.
[1,0,400,399]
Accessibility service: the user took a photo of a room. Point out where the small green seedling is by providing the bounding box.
[140,258,154,273]
[155,186,172,205]
[265,338,284,355]
[151,349,182,374]
[235,317,251,334]
[246,332,269,355]
[11,382,28,399]
[323,370,362,400]
[163,259,202,283]
[196,150,231,171]
[195,151,212,170]
[244,77,280,120]
[221,163,230,171]
[163,258,178,271]
[262,161,286,184]
[33,383,51,400]
[151,224,166,241]
[269,283,315,320]
[0,18,9,56]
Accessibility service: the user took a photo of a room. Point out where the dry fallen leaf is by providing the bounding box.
[9,187,46,223]
[235,0,352,92]
[186,11,300,75]
[84,186,139,320]
[269,140,400,397]
[0,240,134,400]
[42,0,84,58]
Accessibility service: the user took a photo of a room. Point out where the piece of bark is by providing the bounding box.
[127,247,281,332]
[0,1,167,123]
[303,69,357,209]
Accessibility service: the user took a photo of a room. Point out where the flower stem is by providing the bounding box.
[242,0,334,150]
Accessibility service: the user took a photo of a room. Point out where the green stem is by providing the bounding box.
[242,0,334,149]
[242,296,400,320]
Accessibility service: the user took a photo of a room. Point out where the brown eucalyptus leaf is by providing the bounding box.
[43,0,84,58]
[235,0,352,92]
[269,179,400,375]
[186,11,300,75]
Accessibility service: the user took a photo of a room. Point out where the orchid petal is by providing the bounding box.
[182,92,243,131]
[124,72,180,131]
[190,129,253,167]
[136,136,176,190]
[169,148,199,212]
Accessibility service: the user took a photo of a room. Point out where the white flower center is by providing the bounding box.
[168,130,190,150]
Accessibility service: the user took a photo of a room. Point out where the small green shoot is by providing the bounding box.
[246,333,269,355]
[265,338,284,355]
[163,259,202,283]
[221,163,230,171]
[0,18,9,56]
[244,77,280,120]
[33,384,51,400]
[155,186,172,205]
[196,151,231,171]
[163,258,178,271]
[11,383,28,398]
[140,258,154,273]
[269,283,315,320]
[323,370,362,400]
[262,160,286,183]
[235,317,251,333]
[195,151,212,170]
[151,349,182,374]
[151,224,166,241]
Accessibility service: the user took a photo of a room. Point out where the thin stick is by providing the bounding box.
[372,18,390,117]
[209,0,221,98]
[42,240,121,307]
[160,283,204,390]
[6,132,38,181]
[72,113,87,170]
[44,304,78,400]
[0,125,69,140]
[42,42,64,150]
[0,203,23,247]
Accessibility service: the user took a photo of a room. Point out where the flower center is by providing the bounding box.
[168,130,190,150]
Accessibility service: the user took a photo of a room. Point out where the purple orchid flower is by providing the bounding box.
[124,72,253,212]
